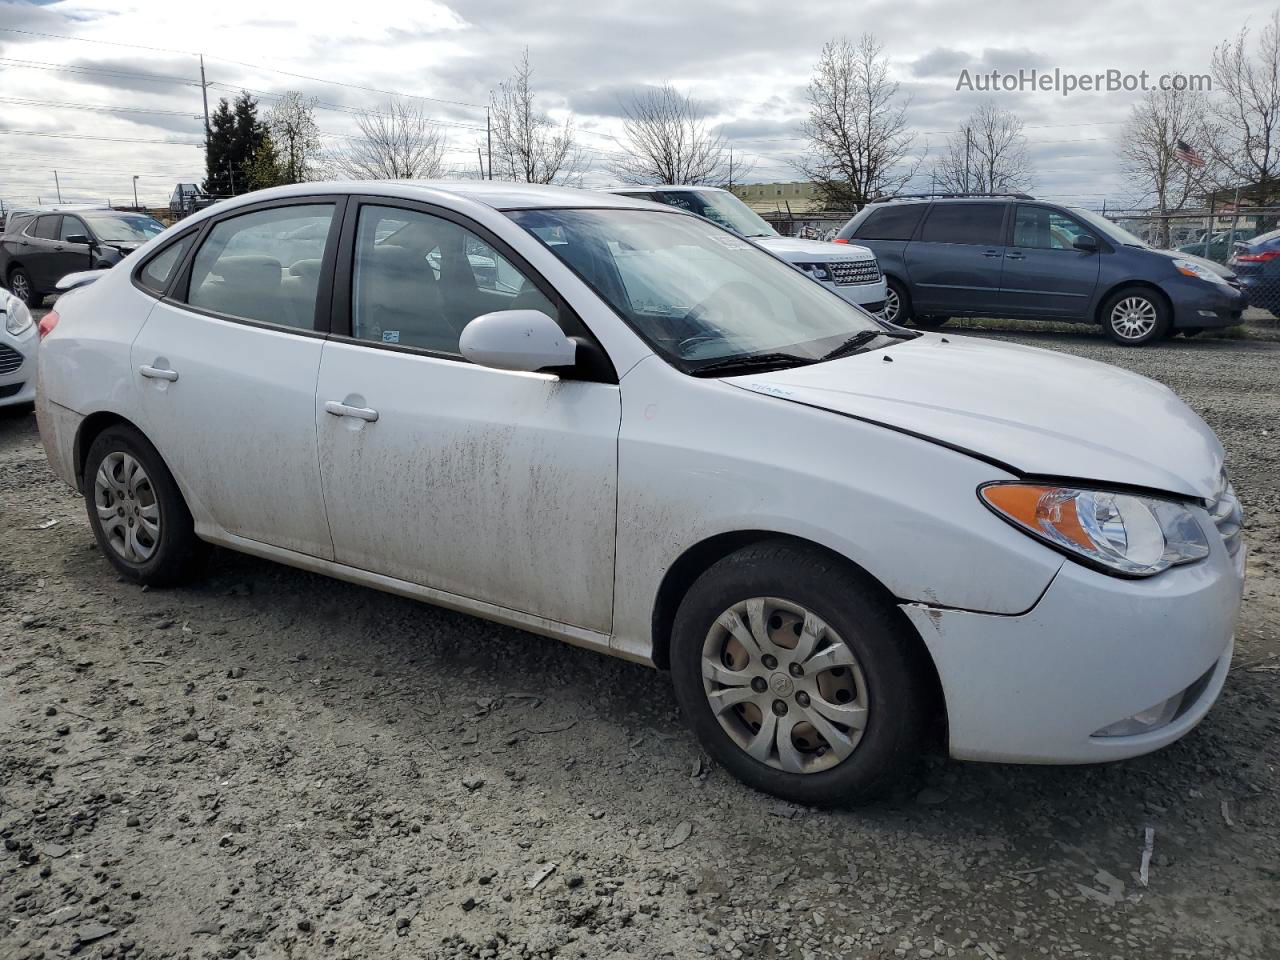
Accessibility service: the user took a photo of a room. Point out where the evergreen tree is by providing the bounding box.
[202,92,266,196]
[202,98,236,195]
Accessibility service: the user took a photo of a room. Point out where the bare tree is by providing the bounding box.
[489,50,586,184]
[1117,88,1213,246]
[934,102,1032,195]
[330,100,448,180]
[266,91,322,184]
[1209,11,1280,221]
[797,35,920,208]
[612,84,734,185]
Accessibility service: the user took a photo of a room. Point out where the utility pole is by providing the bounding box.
[200,55,211,147]
[224,158,236,196]
[476,145,485,180]
[727,147,734,190]
[132,175,140,210]
[486,106,493,181]
[54,171,62,204]
[963,126,972,193]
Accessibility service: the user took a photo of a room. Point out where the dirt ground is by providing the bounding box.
[2,323,1278,960]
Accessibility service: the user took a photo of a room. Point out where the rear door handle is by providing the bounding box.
[324,400,379,422]
[982,249,1003,258]
[139,365,179,382]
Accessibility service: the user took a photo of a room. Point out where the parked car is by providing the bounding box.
[1227,228,1280,317]
[606,186,888,315]
[0,208,165,306]
[1177,228,1260,264]
[0,287,37,410]
[837,194,1246,345]
[36,181,1244,805]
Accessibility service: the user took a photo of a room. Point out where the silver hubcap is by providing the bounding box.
[701,597,869,774]
[11,273,29,300]
[883,287,900,323]
[93,452,160,563]
[1111,296,1157,339]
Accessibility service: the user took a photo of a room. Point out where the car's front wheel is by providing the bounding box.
[83,424,207,586]
[1101,286,1170,345]
[882,278,912,326]
[670,541,928,805]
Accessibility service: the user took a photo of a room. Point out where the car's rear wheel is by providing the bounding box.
[1101,287,1170,345]
[83,425,207,586]
[7,268,40,308]
[669,541,927,806]
[882,278,912,326]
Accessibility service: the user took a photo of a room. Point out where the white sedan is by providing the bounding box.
[35,181,1244,805]
[0,288,38,409]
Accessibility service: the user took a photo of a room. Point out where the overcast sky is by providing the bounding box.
[1,0,1276,210]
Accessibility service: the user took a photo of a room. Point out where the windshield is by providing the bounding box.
[509,208,885,373]
[649,189,777,239]
[1069,207,1149,248]
[83,213,165,244]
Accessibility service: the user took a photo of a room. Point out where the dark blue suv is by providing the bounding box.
[836,194,1246,345]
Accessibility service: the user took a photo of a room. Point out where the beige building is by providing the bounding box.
[729,182,824,215]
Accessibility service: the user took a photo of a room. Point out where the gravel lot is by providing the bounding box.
[2,321,1278,960]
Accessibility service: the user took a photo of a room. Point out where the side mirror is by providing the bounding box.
[65,234,92,246]
[1073,234,1099,252]
[459,310,576,373]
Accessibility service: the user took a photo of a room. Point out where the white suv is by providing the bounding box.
[605,186,887,315]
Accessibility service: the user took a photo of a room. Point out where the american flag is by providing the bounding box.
[1174,140,1205,167]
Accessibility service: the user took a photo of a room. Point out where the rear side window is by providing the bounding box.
[920,203,1006,245]
[185,205,335,329]
[852,204,927,241]
[33,216,61,240]
[137,234,195,295]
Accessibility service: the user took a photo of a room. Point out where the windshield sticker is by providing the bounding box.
[382,330,401,344]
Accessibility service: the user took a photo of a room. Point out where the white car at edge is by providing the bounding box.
[0,288,38,409]
[605,185,889,315]
[35,181,1245,805]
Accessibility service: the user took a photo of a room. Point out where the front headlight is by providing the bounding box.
[1172,258,1229,286]
[793,262,832,282]
[980,482,1209,577]
[2,294,33,336]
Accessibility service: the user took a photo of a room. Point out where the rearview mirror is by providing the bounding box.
[65,234,92,246]
[459,310,576,373]
[1073,234,1099,252]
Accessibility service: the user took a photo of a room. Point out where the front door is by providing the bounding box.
[316,201,621,632]
[131,200,342,558]
[998,205,1101,319]
[903,202,1008,315]
[57,215,96,278]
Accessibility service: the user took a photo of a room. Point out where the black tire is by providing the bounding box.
[83,424,207,587]
[883,277,914,326]
[7,267,41,308]
[913,314,950,329]
[669,541,928,806]
[1100,286,1170,345]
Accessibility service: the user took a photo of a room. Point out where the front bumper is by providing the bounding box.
[0,325,37,408]
[1164,276,1247,329]
[902,525,1244,764]
[827,276,888,311]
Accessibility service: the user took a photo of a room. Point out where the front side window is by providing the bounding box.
[138,234,195,295]
[351,205,556,355]
[920,203,1006,245]
[186,204,335,328]
[60,217,89,243]
[1012,206,1092,250]
[509,208,884,372]
[82,213,164,244]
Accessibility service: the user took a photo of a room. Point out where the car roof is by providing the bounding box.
[603,185,727,195]
[8,205,112,216]
[389,180,662,211]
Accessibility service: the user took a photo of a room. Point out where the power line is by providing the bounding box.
[0,96,200,119]
[0,57,200,87]
[0,130,201,146]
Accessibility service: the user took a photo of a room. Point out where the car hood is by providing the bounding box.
[1151,246,1236,279]
[726,334,1223,500]
[755,235,875,263]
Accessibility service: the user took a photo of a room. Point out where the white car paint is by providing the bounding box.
[604,186,889,313]
[0,289,37,408]
[35,180,1243,769]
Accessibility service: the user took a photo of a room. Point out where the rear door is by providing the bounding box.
[998,205,1101,319]
[26,215,63,290]
[903,202,1008,314]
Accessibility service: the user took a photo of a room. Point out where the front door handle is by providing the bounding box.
[324,400,379,422]
[1006,252,1026,261]
[139,365,179,382]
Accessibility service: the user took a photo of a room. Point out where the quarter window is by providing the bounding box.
[920,203,1006,245]
[853,204,926,241]
[138,234,196,295]
[1012,206,1092,250]
[351,205,557,355]
[186,204,335,329]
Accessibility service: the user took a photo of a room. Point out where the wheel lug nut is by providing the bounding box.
[762,654,778,670]
[796,691,810,707]
[772,700,788,716]
[751,677,767,693]
[788,662,803,678]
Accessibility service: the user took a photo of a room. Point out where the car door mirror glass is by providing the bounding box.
[1073,235,1098,252]
[459,310,577,373]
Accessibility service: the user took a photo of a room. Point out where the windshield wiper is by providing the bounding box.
[689,352,816,377]
[819,330,886,361]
